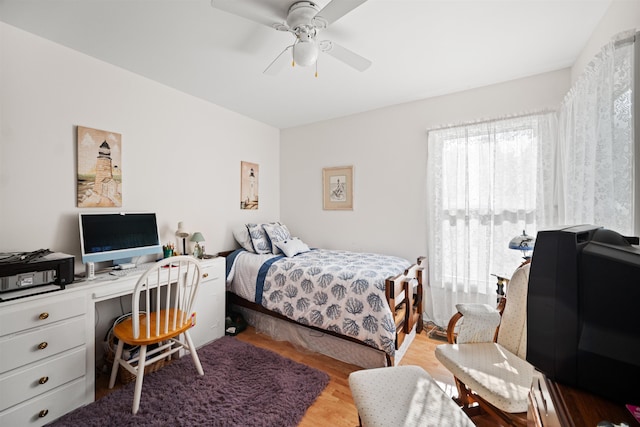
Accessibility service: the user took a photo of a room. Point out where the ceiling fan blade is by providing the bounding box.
[320,40,371,72]
[263,45,293,75]
[313,0,368,28]
[211,0,289,28]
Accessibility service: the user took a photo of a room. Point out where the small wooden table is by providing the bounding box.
[528,370,639,426]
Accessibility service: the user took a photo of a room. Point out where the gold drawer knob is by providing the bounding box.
[37,342,48,350]
[38,409,49,418]
[39,376,49,384]
[202,273,209,278]
[39,312,49,320]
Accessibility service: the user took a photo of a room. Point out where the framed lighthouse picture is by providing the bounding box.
[77,126,122,208]
[240,161,259,210]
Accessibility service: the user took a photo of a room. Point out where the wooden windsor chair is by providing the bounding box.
[108,256,205,414]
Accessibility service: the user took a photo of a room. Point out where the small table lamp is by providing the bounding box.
[509,230,535,261]
[190,232,205,259]
[175,222,189,256]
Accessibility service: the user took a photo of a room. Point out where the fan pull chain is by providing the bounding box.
[315,61,318,78]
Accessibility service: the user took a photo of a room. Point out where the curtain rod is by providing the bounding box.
[613,31,636,48]
[425,109,556,134]
[426,30,638,135]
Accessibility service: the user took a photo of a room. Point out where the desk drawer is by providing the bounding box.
[0,378,86,427]
[0,294,85,337]
[0,316,85,374]
[0,347,85,411]
[201,263,223,283]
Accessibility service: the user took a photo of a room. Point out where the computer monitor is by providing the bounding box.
[79,212,162,265]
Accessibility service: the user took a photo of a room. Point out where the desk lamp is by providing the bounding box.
[509,230,535,261]
[190,232,205,259]
[175,222,189,256]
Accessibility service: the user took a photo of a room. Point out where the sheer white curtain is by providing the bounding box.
[553,30,636,236]
[425,30,636,327]
[426,113,556,326]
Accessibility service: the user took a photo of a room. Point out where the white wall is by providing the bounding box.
[2,0,637,270]
[572,0,640,81]
[0,22,280,272]
[280,0,640,264]
[280,70,570,261]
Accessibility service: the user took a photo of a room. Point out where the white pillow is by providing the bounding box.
[246,223,275,254]
[274,238,310,258]
[232,225,255,252]
[455,304,501,344]
[263,223,292,255]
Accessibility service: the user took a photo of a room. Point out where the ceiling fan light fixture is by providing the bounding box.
[293,40,319,67]
[251,0,372,76]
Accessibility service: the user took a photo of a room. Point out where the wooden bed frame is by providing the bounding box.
[222,252,426,366]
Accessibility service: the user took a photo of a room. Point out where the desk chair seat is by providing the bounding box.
[349,365,475,427]
[108,256,205,414]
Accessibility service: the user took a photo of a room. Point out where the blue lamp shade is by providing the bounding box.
[509,230,535,258]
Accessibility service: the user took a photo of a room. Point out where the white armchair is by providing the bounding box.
[435,263,533,426]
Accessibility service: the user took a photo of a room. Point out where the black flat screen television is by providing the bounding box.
[527,225,640,405]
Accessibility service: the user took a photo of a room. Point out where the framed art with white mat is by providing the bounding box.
[323,165,353,210]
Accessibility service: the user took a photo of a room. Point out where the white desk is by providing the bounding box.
[0,256,225,426]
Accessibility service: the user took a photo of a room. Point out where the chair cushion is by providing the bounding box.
[349,365,475,427]
[435,342,533,413]
[455,303,501,344]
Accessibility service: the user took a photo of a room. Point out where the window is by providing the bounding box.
[424,31,636,327]
[426,113,555,326]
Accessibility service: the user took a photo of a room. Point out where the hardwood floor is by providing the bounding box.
[235,325,502,427]
[96,325,503,426]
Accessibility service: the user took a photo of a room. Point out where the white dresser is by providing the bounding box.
[0,256,225,426]
[0,291,91,426]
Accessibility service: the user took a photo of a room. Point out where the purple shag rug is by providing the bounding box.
[49,336,330,427]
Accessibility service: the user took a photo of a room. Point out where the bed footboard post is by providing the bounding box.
[416,256,429,332]
[414,257,426,333]
[400,258,425,335]
[385,275,408,351]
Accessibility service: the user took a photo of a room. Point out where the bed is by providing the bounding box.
[224,223,425,367]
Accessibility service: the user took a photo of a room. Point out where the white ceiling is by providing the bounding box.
[0,0,612,129]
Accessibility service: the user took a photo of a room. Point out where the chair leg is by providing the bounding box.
[131,344,147,415]
[184,330,204,375]
[108,339,124,389]
[454,377,470,408]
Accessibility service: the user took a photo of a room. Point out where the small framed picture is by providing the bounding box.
[240,161,259,210]
[323,166,353,210]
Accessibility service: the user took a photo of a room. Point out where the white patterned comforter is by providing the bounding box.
[226,249,410,356]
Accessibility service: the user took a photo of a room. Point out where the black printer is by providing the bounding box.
[0,250,74,301]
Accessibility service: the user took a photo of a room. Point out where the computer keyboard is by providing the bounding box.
[108,263,155,277]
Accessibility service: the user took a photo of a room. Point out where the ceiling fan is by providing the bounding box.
[211,0,371,76]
